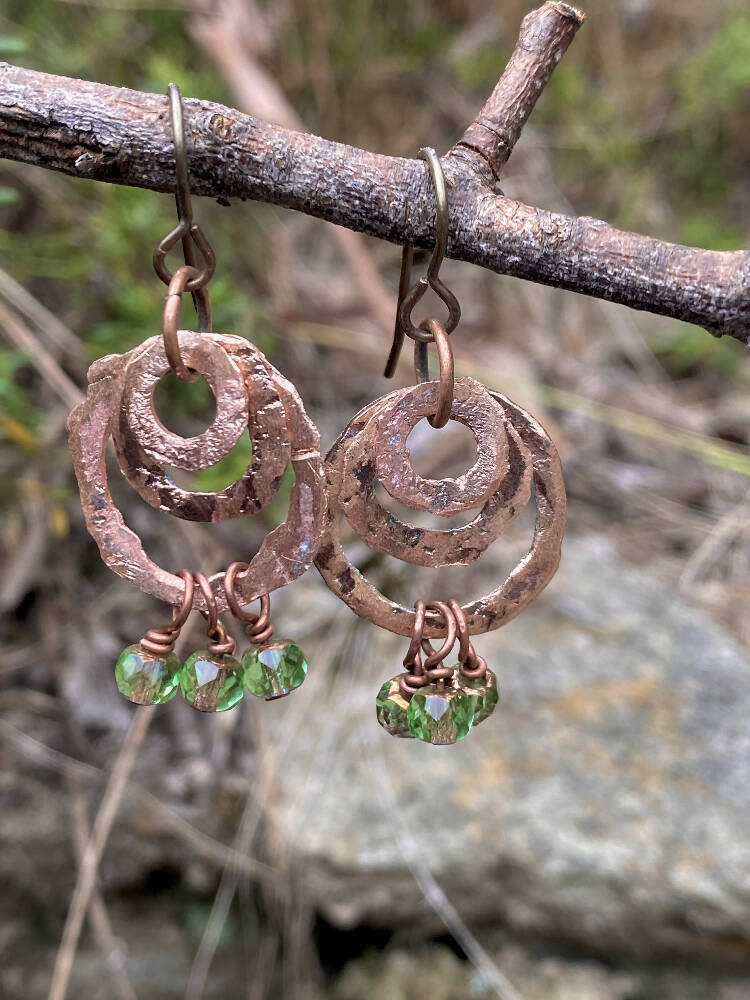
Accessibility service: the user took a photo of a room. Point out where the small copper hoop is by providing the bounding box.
[140,568,194,655]
[224,562,274,643]
[403,600,426,672]
[171,569,195,630]
[449,597,486,680]
[193,571,218,634]
[414,318,454,429]
[421,601,456,667]
[163,265,212,381]
[194,570,236,655]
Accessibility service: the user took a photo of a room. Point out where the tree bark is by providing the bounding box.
[0,2,747,343]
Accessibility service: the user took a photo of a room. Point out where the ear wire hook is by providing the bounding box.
[384,147,461,378]
[153,82,216,295]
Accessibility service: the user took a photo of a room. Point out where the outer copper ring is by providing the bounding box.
[68,337,327,614]
[314,389,566,638]
[113,334,290,522]
[373,377,509,516]
[338,393,532,566]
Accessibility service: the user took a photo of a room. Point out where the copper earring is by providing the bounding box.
[315,147,567,745]
[67,84,326,711]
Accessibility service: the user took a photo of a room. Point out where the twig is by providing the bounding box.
[0,717,283,886]
[48,707,154,1000]
[0,267,85,364]
[65,773,139,1000]
[0,298,83,408]
[1,4,746,340]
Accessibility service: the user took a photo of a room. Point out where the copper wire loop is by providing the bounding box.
[402,599,426,673]
[193,571,235,655]
[448,598,486,680]
[414,318,454,429]
[206,621,236,657]
[421,602,456,668]
[400,599,457,695]
[140,568,194,656]
[163,265,213,381]
[399,652,433,698]
[224,562,275,644]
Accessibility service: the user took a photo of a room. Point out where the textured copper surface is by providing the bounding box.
[338,393,532,566]
[118,332,247,469]
[373,377,508,516]
[113,333,290,521]
[68,334,326,614]
[314,388,566,638]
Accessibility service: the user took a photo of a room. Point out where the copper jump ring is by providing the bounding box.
[420,601,457,688]
[140,568,194,656]
[163,265,212,380]
[194,571,235,656]
[414,317,454,429]
[448,598,486,680]
[224,561,274,644]
[403,599,427,673]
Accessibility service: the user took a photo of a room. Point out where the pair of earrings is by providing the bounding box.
[67,88,566,745]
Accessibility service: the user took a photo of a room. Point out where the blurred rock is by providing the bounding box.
[275,536,750,964]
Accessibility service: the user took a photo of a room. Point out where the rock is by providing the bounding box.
[271,536,750,963]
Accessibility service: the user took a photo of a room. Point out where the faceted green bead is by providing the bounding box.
[180,651,244,712]
[241,640,307,700]
[375,677,413,738]
[406,684,474,745]
[458,667,499,725]
[114,643,180,705]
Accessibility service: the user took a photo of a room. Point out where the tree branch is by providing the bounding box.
[0,3,747,343]
[451,2,585,181]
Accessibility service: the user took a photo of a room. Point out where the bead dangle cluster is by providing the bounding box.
[376,600,499,744]
[115,566,308,712]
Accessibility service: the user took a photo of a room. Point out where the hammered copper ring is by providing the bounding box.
[113,334,291,522]
[314,389,566,637]
[373,377,509,516]
[337,394,532,567]
[118,331,248,471]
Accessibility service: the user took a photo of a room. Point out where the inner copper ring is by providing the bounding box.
[338,393,533,566]
[373,377,509,517]
[118,332,248,470]
[113,335,291,522]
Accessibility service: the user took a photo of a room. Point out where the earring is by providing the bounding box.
[67,84,326,711]
[315,147,566,745]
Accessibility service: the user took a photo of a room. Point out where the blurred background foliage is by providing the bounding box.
[2,2,750,998]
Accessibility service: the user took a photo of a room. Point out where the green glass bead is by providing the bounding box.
[180,651,244,712]
[458,668,499,725]
[375,677,413,738]
[241,640,307,700]
[114,643,180,705]
[406,684,474,745]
